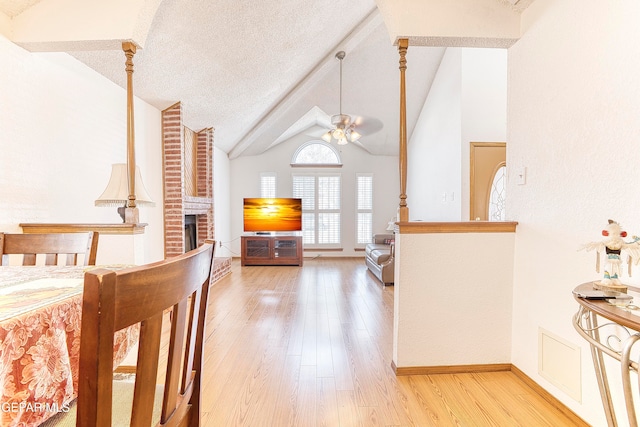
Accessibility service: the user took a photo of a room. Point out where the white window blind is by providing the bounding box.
[293,175,315,209]
[318,176,340,210]
[260,173,276,198]
[293,174,341,246]
[356,174,373,245]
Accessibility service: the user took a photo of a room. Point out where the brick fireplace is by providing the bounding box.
[162,102,230,280]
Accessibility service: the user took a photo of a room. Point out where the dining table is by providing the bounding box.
[0,265,139,427]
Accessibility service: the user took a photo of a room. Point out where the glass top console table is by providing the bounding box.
[573,281,640,426]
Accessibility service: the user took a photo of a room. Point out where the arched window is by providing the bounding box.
[488,164,506,221]
[291,141,343,247]
[291,141,342,166]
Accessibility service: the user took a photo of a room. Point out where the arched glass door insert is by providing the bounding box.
[488,164,506,221]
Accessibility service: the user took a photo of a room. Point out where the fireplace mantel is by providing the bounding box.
[184,196,213,215]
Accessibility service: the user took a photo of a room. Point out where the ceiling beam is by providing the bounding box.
[376,0,523,48]
[228,6,382,159]
[9,0,162,51]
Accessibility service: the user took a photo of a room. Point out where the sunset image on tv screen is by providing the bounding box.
[243,198,302,232]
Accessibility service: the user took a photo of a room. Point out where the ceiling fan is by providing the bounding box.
[321,51,382,145]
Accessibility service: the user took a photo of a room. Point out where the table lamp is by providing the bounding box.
[95,163,155,222]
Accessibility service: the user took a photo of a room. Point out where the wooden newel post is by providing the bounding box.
[123,41,137,209]
[122,41,140,224]
[398,38,409,222]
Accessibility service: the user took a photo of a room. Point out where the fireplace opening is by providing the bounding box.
[185,215,197,252]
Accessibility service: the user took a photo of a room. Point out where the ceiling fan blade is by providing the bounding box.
[351,115,383,136]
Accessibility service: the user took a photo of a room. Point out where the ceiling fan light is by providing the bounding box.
[333,114,351,127]
[321,131,332,143]
[324,51,365,146]
[349,130,361,142]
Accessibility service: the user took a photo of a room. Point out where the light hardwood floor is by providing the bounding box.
[198,257,585,427]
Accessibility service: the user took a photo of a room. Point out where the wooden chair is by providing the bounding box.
[74,241,215,426]
[0,231,98,266]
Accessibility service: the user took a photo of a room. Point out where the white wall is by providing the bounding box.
[394,230,514,368]
[229,134,399,257]
[0,35,165,264]
[461,48,508,219]
[407,47,507,221]
[214,145,232,257]
[509,1,640,424]
[408,48,462,221]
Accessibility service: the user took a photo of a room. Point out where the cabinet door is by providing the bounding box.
[470,142,506,221]
[245,238,270,259]
[274,238,298,259]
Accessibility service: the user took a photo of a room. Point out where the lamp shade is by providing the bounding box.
[95,163,155,207]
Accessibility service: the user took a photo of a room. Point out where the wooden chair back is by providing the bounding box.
[76,241,215,427]
[0,232,98,266]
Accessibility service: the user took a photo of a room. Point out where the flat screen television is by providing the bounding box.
[243,198,303,233]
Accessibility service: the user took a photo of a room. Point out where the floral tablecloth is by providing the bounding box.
[0,266,139,426]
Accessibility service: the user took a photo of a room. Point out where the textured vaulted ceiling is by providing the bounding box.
[0,0,534,158]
